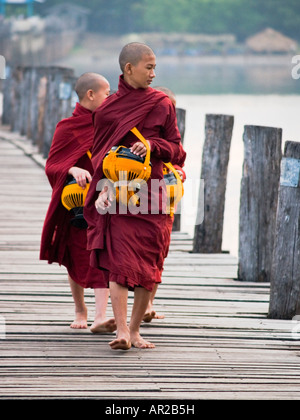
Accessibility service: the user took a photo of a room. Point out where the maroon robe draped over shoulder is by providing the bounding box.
[40,102,104,288]
[84,76,186,291]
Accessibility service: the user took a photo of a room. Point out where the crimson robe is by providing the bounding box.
[40,102,104,288]
[84,76,186,291]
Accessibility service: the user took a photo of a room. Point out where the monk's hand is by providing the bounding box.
[130,141,150,158]
[95,186,114,212]
[68,166,92,189]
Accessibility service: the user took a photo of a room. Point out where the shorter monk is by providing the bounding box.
[40,72,116,333]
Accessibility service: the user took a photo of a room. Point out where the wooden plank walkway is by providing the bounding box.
[1,130,300,401]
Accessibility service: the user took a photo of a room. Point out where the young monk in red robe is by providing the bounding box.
[84,43,186,350]
[40,72,116,333]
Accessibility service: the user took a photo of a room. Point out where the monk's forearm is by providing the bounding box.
[148,138,183,163]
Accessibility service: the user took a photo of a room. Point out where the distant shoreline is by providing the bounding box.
[54,49,295,77]
[58,32,296,69]
[50,33,298,94]
[157,53,295,67]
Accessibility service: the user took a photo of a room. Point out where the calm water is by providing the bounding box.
[144,56,299,95]
[58,49,300,95]
[81,54,300,95]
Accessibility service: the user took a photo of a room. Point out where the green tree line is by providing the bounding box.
[37,0,300,41]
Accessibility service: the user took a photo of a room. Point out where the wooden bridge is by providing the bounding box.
[0,128,300,401]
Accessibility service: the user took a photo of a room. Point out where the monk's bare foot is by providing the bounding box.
[130,332,155,349]
[109,337,131,350]
[109,327,131,350]
[90,318,117,334]
[70,309,88,329]
[143,310,165,323]
[143,311,156,323]
[154,312,165,320]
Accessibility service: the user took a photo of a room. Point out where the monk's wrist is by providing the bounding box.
[100,178,114,190]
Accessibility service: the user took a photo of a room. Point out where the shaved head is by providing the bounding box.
[154,86,176,106]
[119,42,155,72]
[75,72,109,101]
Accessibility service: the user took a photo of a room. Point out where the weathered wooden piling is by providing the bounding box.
[9,66,24,133]
[27,67,48,143]
[268,141,300,319]
[176,108,186,140]
[1,68,12,126]
[172,107,186,232]
[36,70,49,153]
[192,114,234,253]
[2,66,76,158]
[42,66,75,157]
[238,125,282,282]
[19,67,33,137]
[31,67,74,157]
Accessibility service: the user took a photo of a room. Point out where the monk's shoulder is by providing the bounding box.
[154,89,174,108]
[160,95,174,109]
[55,115,72,128]
[51,117,75,146]
[153,94,174,117]
[55,115,76,133]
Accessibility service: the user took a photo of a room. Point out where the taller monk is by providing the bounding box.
[84,43,186,350]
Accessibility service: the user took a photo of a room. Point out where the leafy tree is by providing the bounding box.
[34,0,300,41]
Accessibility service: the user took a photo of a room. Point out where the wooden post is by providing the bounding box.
[1,65,19,128]
[42,66,75,158]
[4,66,75,157]
[36,70,49,153]
[27,66,39,140]
[10,66,24,133]
[19,67,32,136]
[27,67,49,146]
[238,125,282,282]
[172,107,186,232]
[192,114,234,253]
[176,107,186,140]
[1,66,12,126]
[268,141,300,319]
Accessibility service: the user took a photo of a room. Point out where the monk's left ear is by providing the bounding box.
[124,63,132,75]
[86,89,94,100]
